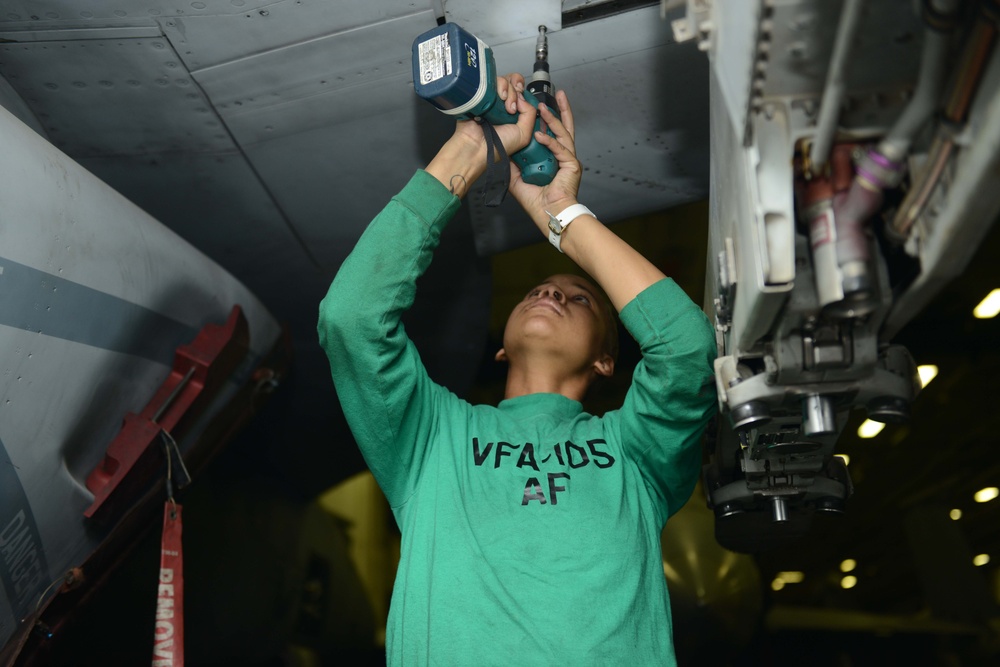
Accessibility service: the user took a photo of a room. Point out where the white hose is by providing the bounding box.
[878,0,962,162]
[809,0,865,168]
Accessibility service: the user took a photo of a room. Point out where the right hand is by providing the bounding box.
[427,74,537,197]
[449,73,537,161]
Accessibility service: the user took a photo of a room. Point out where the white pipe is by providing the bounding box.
[809,0,865,169]
[884,50,1000,337]
[878,0,961,162]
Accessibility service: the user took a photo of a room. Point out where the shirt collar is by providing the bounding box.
[497,393,584,421]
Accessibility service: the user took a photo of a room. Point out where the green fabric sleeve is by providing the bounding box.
[615,278,717,519]
[317,170,462,507]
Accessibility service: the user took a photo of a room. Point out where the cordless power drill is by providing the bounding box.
[412,23,557,186]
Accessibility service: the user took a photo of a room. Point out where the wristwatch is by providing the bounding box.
[545,204,594,253]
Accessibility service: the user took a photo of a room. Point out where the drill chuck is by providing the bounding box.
[528,25,554,108]
[534,25,549,71]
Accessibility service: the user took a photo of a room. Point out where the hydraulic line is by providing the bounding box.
[892,4,999,240]
[877,1,959,164]
[812,0,961,317]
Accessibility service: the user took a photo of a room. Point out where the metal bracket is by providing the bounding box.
[84,306,250,523]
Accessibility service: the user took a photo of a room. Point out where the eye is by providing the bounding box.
[573,294,591,305]
[527,289,541,298]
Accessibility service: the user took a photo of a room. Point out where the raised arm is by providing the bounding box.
[318,76,537,506]
[507,90,717,516]
[507,90,665,312]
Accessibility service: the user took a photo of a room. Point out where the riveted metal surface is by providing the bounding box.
[469,5,709,254]
[240,102,440,269]
[0,0,272,27]
[191,11,436,144]
[442,0,562,46]
[707,0,923,147]
[0,100,285,652]
[706,0,759,147]
[161,0,434,71]
[0,35,232,156]
[0,26,163,41]
[79,150,317,299]
[218,68,418,147]
[762,0,922,100]
[0,73,46,136]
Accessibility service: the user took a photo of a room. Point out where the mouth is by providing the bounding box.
[529,297,563,315]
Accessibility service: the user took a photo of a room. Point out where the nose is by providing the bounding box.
[540,285,564,303]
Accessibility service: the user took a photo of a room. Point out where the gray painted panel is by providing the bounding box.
[221,69,416,147]
[0,436,50,629]
[78,150,312,279]
[241,103,437,269]
[762,0,921,98]
[469,6,710,252]
[442,0,562,46]
[709,0,759,147]
[161,0,434,71]
[0,257,197,363]
[79,150,329,337]
[0,26,162,41]
[0,74,47,138]
[0,103,279,350]
[0,94,285,649]
[192,11,436,121]
[0,35,232,156]
[0,0,271,28]
[489,5,677,73]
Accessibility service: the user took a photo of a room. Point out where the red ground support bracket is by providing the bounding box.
[83,306,250,523]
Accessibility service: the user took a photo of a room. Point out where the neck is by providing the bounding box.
[502,362,593,402]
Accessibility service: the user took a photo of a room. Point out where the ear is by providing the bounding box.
[592,353,614,378]
[494,347,508,363]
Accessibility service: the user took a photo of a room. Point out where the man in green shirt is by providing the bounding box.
[319,73,716,665]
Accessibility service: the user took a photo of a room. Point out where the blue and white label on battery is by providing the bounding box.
[464,41,478,69]
[417,33,452,85]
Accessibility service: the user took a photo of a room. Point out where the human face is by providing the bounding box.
[498,274,613,375]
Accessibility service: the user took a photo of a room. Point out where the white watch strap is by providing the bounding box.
[546,204,594,253]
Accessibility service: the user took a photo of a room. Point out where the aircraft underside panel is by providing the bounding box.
[0,104,284,649]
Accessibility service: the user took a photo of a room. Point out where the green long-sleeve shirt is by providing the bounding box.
[318,170,716,665]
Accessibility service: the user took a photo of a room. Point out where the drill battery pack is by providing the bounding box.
[412,23,498,119]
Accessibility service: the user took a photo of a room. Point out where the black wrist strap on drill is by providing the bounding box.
[475,117,510,207]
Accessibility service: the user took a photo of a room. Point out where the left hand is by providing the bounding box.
[507,89,583,233]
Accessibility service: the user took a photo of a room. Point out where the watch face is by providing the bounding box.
[547,214,562,235]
